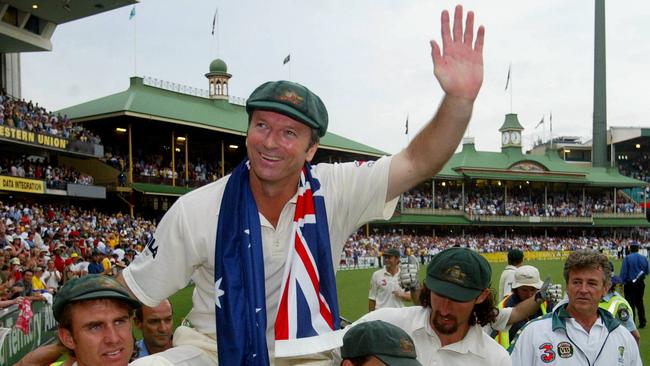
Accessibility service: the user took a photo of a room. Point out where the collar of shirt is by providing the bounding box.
[552,302,620,332]
[382,267,400,277]
[565,316,606,336]
[136,338,150,358]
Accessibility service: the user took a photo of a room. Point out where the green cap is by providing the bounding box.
[383,248,401,258]
[246,80,328,137]
[342,320,422,366]
[425,247,491,302]
[53,275,141,321]
[507,249,524,263]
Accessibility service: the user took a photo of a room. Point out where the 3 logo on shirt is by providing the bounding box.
[538,341,574,362]
[538,343,555,363]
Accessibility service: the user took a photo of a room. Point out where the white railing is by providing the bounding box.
[142,76,247,106]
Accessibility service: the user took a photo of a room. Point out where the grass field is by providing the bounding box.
[170,258,650,364]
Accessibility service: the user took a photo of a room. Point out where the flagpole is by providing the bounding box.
[549,111,553,150]
[510,66,513,113]
[216,8,220,57]
[282,54,292,80]
[405,114,410,145]
[505,63,512,112]
[133,7,137,76]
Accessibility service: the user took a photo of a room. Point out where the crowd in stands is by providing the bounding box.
[0,156,94,189]
[0,201,155,305]
[0,90,101,144]
[0,194,646,308]
[342,232,649,265]
[105,151,224,187]
[618,154,650,183]
[402,187,641,216]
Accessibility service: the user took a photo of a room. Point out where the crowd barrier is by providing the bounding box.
[338,249,628,268]
[0,301,57,365]
[480,251,573,263]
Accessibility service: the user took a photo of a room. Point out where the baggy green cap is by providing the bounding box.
[383,248,401,258]
[53,275,141,321]
[246,80,328,137]
[342,320,422,366]
[507,248,524,262]
[425,247,491,302]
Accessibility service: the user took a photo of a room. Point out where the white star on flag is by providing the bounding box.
[215,278,225,308]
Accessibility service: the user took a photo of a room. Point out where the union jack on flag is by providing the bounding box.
[274,166,342,357]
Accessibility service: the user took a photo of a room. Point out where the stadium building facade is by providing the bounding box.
[380,114,649,239]
[57,59,385,219]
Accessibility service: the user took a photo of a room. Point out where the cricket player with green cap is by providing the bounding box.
[341,320,422,365]
[369,247,411,311]
[19,275,212,366]
[354,247,511,365]
[118,4,489,365]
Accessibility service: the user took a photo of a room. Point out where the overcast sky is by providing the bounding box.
[21,0,650,155]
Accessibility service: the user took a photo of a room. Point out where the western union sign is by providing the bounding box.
[0,176,45,194]
[0,126,69,149]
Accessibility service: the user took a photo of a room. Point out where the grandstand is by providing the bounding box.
[6,58,646,234]
[382,114,649,238]
[55,61,385,218]
[0,2,141,363]
[1,2,649,364]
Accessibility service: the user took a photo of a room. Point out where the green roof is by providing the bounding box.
[132,182,192,196]
[209,58,228,73]
[376,213,649,227]
[58,77,386,157]
[593,217,650,227]
[378,214,471,225]
[499,113,524,131]
[434,140,646,187]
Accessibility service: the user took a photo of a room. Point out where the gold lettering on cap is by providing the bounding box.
[400,338,414,353]
[442,265,466,285]
[277,90,304,105]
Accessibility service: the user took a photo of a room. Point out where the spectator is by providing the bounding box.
[42,260,62,292]
[134,300,174,358]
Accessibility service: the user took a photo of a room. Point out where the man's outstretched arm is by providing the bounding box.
[387,5,484,201]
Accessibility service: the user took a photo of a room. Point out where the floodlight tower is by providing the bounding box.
[592,0,607,167]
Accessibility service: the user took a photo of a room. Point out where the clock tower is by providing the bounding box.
[499,113,524,153]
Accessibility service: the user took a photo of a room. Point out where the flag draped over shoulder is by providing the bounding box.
[214,160,340,365]
[214,160,269,365]
[274,164,341,357]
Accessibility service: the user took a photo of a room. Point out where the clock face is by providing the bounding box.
[511,131,521,144]
[502,132,510,145]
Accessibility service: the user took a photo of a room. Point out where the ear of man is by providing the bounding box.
[58,328,76,351]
